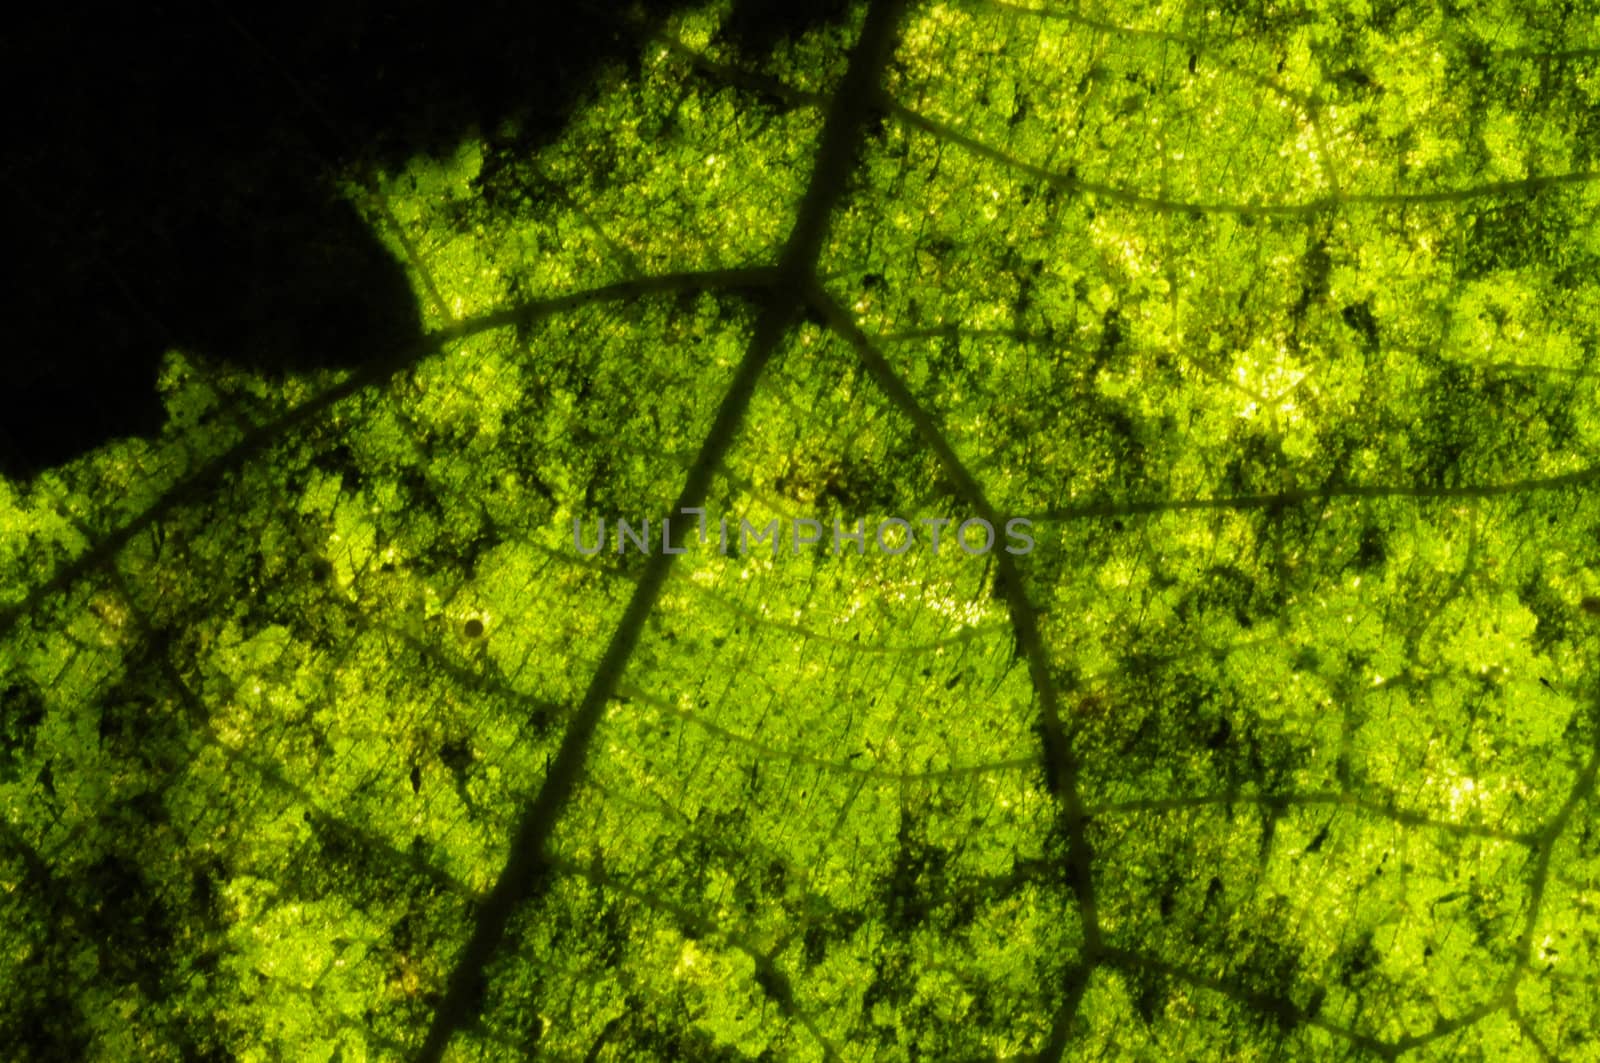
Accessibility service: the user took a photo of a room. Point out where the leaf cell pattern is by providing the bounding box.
[4,0,1600,1059]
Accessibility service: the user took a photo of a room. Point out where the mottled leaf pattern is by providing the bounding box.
[4,1,1600,1060]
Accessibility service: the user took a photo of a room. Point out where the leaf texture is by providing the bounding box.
[4,0,1600,1059]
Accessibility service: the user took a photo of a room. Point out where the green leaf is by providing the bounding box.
[6,0,1600,1059]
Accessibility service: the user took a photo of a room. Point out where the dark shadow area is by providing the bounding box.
[0,0,853,480]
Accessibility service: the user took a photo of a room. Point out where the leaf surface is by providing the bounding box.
[4,1,1600,1059]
